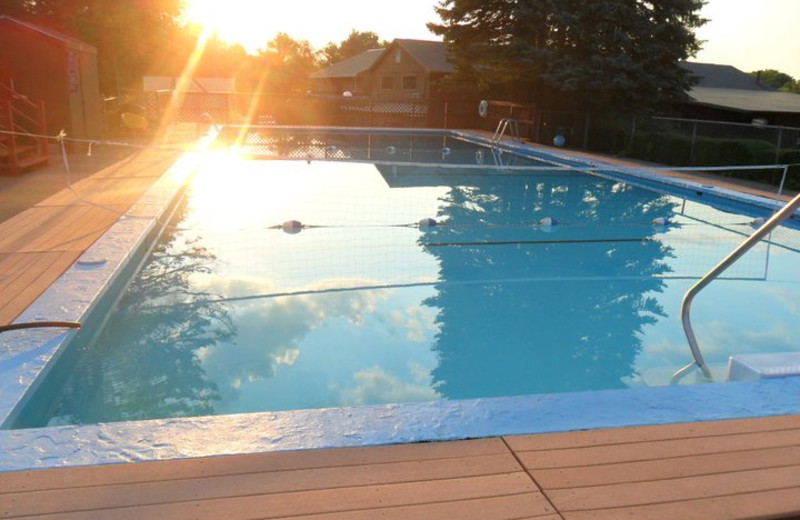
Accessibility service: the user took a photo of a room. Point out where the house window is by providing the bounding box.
[402,76,418,90]
[381,76,394,90]
[395,50,402,63]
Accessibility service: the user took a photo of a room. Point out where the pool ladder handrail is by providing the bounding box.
[673,190,800,384]
[491,118,520,146]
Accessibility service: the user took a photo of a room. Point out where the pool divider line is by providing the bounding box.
[424,237,657,247]
[145,272,772,309]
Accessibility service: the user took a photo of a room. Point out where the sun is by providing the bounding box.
[182,0,278,53]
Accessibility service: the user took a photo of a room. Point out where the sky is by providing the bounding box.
[187,0,800,79]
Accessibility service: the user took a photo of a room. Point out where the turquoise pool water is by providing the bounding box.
[13,149,800,428]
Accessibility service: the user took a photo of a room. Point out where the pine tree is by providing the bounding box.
[429,0,707,112]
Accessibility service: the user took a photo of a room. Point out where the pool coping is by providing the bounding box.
[1,128,799,472]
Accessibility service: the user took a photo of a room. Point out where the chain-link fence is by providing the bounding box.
[105,91,800,190]
[135,91,483,130]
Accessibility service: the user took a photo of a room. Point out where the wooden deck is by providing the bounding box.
[1,141,800,519]
[0,415,798,519]
[0,148,176,325]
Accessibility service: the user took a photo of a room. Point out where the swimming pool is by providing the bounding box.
[9,128,800,429]
[2,128,799,469]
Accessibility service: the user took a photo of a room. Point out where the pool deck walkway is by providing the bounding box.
[1,135,800,519]
[2,414,800,519]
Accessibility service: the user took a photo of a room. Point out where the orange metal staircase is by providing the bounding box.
[0,66,49,175]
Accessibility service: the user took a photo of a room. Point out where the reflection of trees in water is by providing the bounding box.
[51,202,236,424]
[420,173,676,398]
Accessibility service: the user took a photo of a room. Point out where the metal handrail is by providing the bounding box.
[491,118,520,145]
[673,191,800,383]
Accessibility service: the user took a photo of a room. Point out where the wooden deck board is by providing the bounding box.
[504,415,800,452]
[531,445,800,489]
[2,453,526,516]
[0,149,168,326]
[509,416,800,520]
[560,488,800,520]
[2,472,552,520]
[0,251,80,324]
[0,438,508,493]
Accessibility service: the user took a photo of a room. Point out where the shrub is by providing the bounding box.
[692,137,720,166]
[716,139,777,166]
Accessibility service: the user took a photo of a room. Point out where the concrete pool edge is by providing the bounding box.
[0,151,199,427]
[0,377,798,471]
[1,127,799,471]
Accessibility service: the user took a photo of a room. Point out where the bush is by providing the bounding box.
[692,137,720,166]
[717,139,776,166]
[586,115,630,155]
[652,132,692,165]
[780,150,800,191]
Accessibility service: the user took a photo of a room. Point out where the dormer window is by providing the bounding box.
[395,50,402,63]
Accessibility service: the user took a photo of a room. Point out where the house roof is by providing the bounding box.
[310,49,383,79]
[310,39,454,80]
[0,16,96,54]
[682,62,772,91]
[682,62,800,114]
[392,39,454,74]
[689,87,800,114]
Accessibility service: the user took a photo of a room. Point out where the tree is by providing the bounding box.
[240,33,319,94]
[428,0,707,112]
[320,30,388,66]
[0,0,185,94]
[750,69,798,93]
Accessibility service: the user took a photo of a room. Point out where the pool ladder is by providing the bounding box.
[673,190,800,383]
[491,118,520,146]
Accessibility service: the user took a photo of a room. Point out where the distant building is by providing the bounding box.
[682,62,800,127]
[309,49,383,96]
[310,39,454,100]
[0,16,102,140]
[142,76,236,93]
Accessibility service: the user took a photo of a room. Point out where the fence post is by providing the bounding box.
[629,115,637,149]
[778,165,789,196]
[775,128,783,164]
[690,120,698,164]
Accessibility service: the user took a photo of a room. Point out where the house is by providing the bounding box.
[309,39,454,100]
[0,16,102,140]
[309,49,383,96]
[682,62,800,127]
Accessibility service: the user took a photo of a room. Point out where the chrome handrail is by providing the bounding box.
[673,191,800,383]
[491,118,520,145]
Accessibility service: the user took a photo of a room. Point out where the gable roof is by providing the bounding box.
[682,62,773,91]
[682,62,800,115]
[392,39,454,74]
[310,49,383,79]
[0,15,96,54]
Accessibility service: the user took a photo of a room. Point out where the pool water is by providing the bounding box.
[15,155,800,427]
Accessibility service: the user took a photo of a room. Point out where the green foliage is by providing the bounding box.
[320,30,387,66]
[0,0,184,94]
[429,0,706,112]
[586,116,630,154]
[624,133,779,173]
[781,150,800,190]
[750,69,798,92]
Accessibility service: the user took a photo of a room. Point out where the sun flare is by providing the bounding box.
[182,0,278,52]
